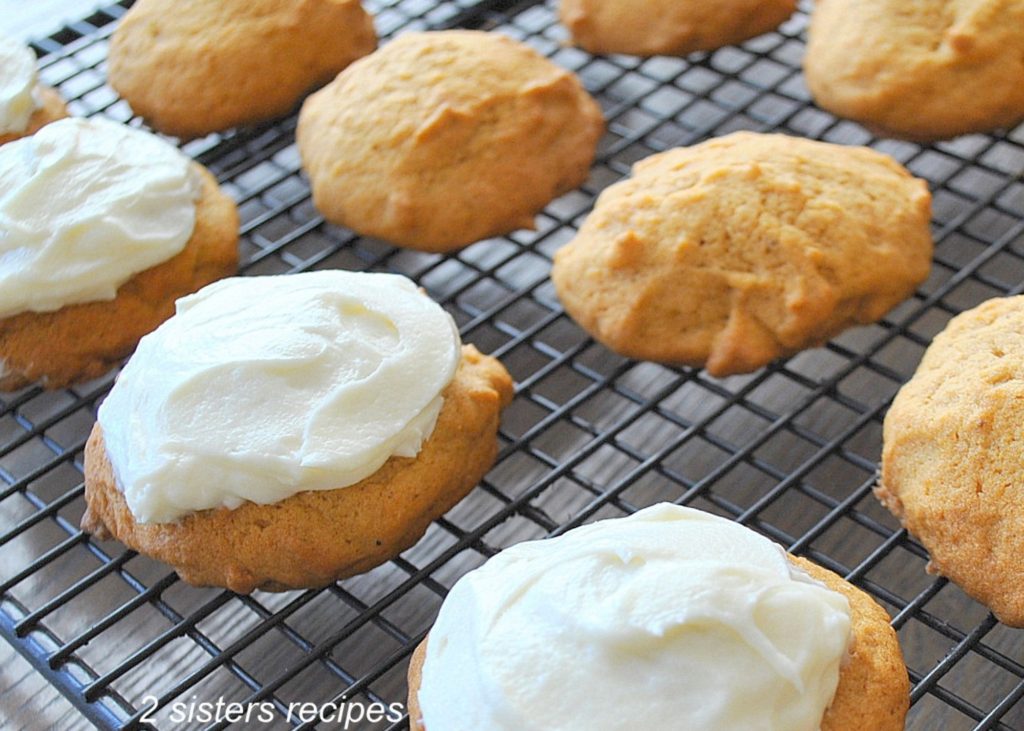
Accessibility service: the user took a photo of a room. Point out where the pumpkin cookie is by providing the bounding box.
[82,271,513,593]
[407,504,908,731]
[0,118,238,390]
[552,132,933,376]
[0,34,68,145]
[561,0,796,57]
[297,30,604,252]
[108,0,376,138]
[804,0,1024,141]
[879,296,1024,626]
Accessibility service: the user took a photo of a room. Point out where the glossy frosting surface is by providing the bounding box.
[98,271,462,523]
[418,503,851,731]
[0,117,199,317]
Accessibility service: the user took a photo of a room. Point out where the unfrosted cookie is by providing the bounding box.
[804,0,1024,141]
[560,0,796,57]
[297,31,604,252]
[0,119,238,390]
[407,505,908,731]
[82,272,514,593]
[879,296,1024,626]
[552,132,933,377]
[108,0,376,138]
[0,35,68,145]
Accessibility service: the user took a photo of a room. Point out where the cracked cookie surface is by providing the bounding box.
[552,132,933,376]
[108,0,376,138]
[804,0,1024,140]
[879,296,1024,626]
[297,30,604,252]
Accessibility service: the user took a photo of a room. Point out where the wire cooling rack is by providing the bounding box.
[3,0,1024,729]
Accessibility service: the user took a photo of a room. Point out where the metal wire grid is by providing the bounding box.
[3,0,1024,728]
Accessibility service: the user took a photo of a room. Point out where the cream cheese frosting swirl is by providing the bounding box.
[0,35,39,134]
[418,503,852,731]
[98,271,462,524]
[0,117,200,318]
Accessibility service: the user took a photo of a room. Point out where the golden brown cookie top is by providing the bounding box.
[552,131,933,376]
[297,30,604,251]
[880,295,1024,626]
[108,0,376,138]
[805,0,1024,140]
[560,0,797,57]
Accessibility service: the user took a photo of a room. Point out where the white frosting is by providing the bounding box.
[0,35,39,134]
[98,271,462,524]
[418,504,852,731]
[0,117,200,318]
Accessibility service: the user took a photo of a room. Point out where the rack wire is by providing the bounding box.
[3,0,1024,728]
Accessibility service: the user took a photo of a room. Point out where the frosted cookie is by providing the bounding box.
[561,0,796,57]
[879,296,1024,626]
[408,504,909,731]
[804,0,1024,141]
[82,271,514,593]
[0,34,68,146]
[297,31,604,252]
[108,0,376,139]
[0,118,238,390]
[552,132,933,377]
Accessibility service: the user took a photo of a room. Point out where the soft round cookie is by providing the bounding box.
[0,169,237,390]
[0,120,239,391]
[297,31,604,252]
[407,561,908,731]
[406,505,908,731]
[804,0,1024,141]
[83,346,511,593]
[560,0,797,57]
[878,296,1024,626]
[108,0,376,138]
[81,273,514,593]
[552,132,933,377]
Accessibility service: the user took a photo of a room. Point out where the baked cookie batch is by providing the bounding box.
[6,0,1024,726]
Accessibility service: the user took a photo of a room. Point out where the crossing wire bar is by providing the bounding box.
[3,0,1024,729]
